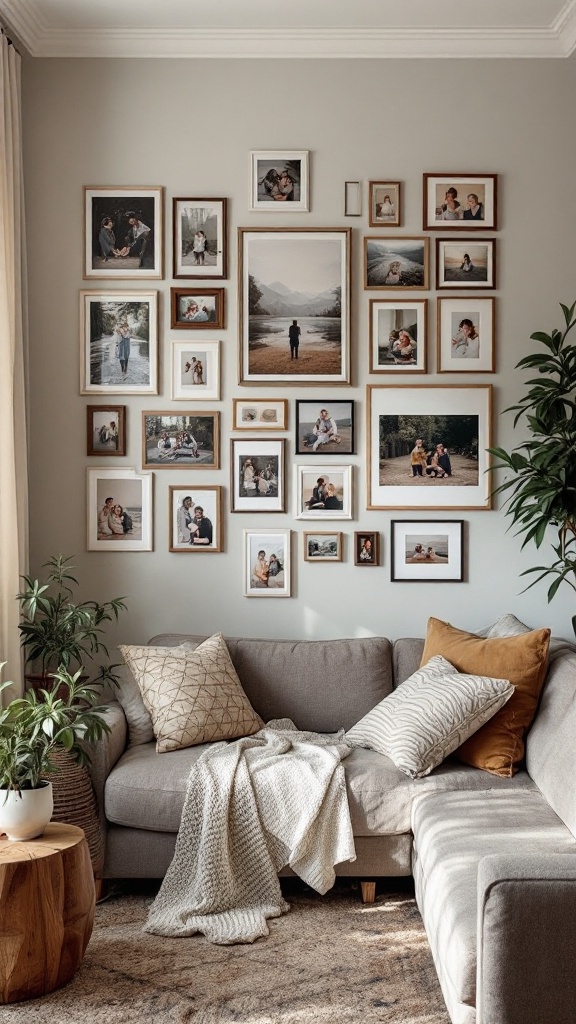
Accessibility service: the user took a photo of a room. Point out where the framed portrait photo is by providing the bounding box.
[367,384,492,511]
[250,151,309,213]
[84,187,163,279]
[238,227,351,385]
[295,465,353,520]
[169,485,223,553]
[369,299,427,373]
[437,298,495,373]
[86,405,126,457]
[244,529,291,597]
[391,520,464,582]
[87,468,152,552]
[364,236,429,290]
[303,532,342,562]
[423,174,497,230]
[354,531,380,567]
[436,239,496,290]
[172,197,227,280]
[80,291,158,395]
[170,288,225,330]
[232,398,288,431]
[142,411,219,469]
[369,181,401,228]
[295,400,355,455]
[231,439,285,513]
[171,341,220,401]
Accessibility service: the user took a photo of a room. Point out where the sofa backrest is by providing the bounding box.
[393,638,425,687]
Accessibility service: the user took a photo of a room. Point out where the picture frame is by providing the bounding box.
[391,520,464,582]
[244,529,291,597]
[232,398,288,431]
[303,532,343,562]
[436,239,496,290]
[87,468,152,552]
[231,439,285,513]
[169,485,223,553]
[423,174,497,230]
[369,299,427,373]
[295,400,355,455]
[437,298,496,373]
[170,288,225,330]
[84,187,163,279]
[238,227,351,385]
[344,182,362,217]
[354,531,380,567]
[250,151,309,213]
[295,465,353,520]
[369,181,401,228]
[142,411,219,469]
[171,341,220,401]
[172,197,227,280]
[86,405,126,456]
[364,236,429,290]
[80,291,158,395]
[367,384,492,511]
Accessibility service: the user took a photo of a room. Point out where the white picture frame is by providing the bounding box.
[243,529,291,597]
[295,465,353,520]
[171,340,220,401]
[437,297,495,373]
[250,151,309,212]
[87,468,153,551]
[80,290,158,395]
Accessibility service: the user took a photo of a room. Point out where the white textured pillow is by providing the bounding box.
[477,614,533,639]
[345,655,514,779]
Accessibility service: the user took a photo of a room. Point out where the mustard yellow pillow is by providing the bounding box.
[420,617,551,776]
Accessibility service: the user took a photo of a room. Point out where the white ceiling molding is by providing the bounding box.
[553,0,576,54]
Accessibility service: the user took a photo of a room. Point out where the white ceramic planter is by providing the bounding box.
[0,782,53,841]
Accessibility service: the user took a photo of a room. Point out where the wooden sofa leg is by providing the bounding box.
[360,881,376,904]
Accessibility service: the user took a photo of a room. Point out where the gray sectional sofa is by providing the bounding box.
[90,627,576,1024]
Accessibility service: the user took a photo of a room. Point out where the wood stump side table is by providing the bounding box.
[0,822,95,1003]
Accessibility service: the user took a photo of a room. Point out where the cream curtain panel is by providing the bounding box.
[0,32,28,698]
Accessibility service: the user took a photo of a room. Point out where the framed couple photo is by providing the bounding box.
[169,485,223,553]
[87,468,152,552]
[244,529,291,597]
[250,151,309,212]
[423,174,497,230]
[84,187,163,279]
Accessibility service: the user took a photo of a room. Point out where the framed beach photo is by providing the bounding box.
[303,532,343,562]
[423,174,497,230]
[369,299,427,373]
[354,531,380,567]
[364,237,429,290]
[437,298,495,373]
[80,291,158,395]
[369,181,401,227]
[391,520,464,582]
[295,465,353,520]
[87,468,152,552]
[170,288,225,330]
[231,439,285,513]
[172,198,227,280]
[238,227,351,385]
[367,384,492,511]
[250,151,309,212]
[295,400,355,455]
[86,405,126,457]
[232,398,288,431]
[171,341,220,401]
[244,529,291,597]
[169,485,223,553]
[142,412,219,469]
[436,239,496,289]
[84,187,163,279]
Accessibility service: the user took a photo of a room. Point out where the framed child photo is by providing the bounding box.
[391,520,464,582]
[86,405,126,456]
[250,151,309,213]
[80,291,158,395]
[436,239,496,290]
[437,298,495,373]
[84,187,163,279]
[354,532,380,567]
[231,439,285,513]
[172,198,227,280]
[423,174,497,230]
[295,400,355,455]
[169,485,223,553]
[369,181,401,228]
[87,468,153,552]
[170,288,225,330]
[303,532,343,562]
[171,341,220,401]
[142,411,219,469]
[369,300,427,373]
[244,529,291,597]
[295,465,353,520]
[364,237,429,290]
[232,398,288,431]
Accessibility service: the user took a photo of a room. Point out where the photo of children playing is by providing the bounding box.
[379,414,479,487]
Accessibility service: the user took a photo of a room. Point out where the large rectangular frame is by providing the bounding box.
[80,290,158,395]
[84,186,163,280]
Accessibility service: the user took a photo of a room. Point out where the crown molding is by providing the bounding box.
[553,0,576,54]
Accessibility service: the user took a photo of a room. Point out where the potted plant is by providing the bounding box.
[488,300,576,634]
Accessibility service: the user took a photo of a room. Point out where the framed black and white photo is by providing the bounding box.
[436,239,496,290]
[172,197,227,279]
[295,400,355,455]
[369,300,427,373]
[354,532,380,567]
[171,341,220,401]
[232,398,288,431]
[250,151,309,212]
[87,468,152,551]
[391,520,464,582]
[437,298,495,373]
[170,288,225,329]
[86,405,126,456]
[231,439,285,513]
[169,485,223,553]
[244,529,291,597]
[364,237,429,290]
[84,187,163,279]
[295,465,353,520]
[423,174,497,230]
[80,291,158,395]
[369,181,401,227]
[303,532,343,562]
[142,412,219,469]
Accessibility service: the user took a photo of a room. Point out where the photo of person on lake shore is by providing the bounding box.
[81,291,158,395]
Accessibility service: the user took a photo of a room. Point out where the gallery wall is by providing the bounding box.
[20,56,576,648]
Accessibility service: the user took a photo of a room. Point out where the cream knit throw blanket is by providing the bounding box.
[144,720,356,944]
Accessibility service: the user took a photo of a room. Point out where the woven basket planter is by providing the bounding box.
[45,748,104,876]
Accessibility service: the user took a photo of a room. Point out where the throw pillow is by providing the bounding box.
[477,613,533,639]
[119,632,263,753]
[420,617,551,776]
[345,655,514,779]
[116,641,199,746]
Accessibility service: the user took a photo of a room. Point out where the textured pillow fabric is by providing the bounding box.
[116,641,199,746]
[420,617,551,777]
[119,633,263,753]
[345,655,514,779]
[477,613,533,639]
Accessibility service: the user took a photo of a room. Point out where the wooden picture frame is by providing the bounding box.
[391,520,464,582]
[80,290,158,395]
[250,151,309,212]
[142,411,219,469]
[86,405,126,456]
[369,299,427,373]
[231,439,286,513]
[84,186,163,280]
[437,297,496,373]
[170,288,225,329]
[244,529,291,597]
[354,531,380,566]
[169,485,223,552]
[423,174,497,230]
[172,197,227,280]
[369,181,401,227]
[364,236,429,290]
[303,532,343,562]
[232,398,288,431]
[436,239,496,290]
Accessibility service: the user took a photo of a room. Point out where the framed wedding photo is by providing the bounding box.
[84,187,163,279]
[369,299,427,373]
[250,151,309,212]
[86,405,126,457]
[369,181,401,228]
[364,237,429,290]
[170,288,225,329]
[87,468,152,552]
[423,174,497,230]
[436,239,496,290]
[303,532,342,562]
[232,398,288,431]
[354,531,380,567]
[171,341,220,401]
[172,197,227,280]
[80,291,158,395]
[391,520,464,582]
[437,298,495,373]
[231,439,285,513]
[142,411,219,469]
[295,465,353,520]
[169,485,223,553]
[244,529,291,597]
[295,400,355,455]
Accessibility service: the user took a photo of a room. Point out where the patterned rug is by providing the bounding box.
[3,880,450,1023]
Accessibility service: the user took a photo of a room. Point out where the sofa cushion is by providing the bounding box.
[105,743,211,831]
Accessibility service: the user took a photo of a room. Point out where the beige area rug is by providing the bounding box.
[3,880,450,1024]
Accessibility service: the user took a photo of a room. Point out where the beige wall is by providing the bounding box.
[20,57,576,647]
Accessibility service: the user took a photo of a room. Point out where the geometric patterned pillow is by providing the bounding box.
[119,632,263,753]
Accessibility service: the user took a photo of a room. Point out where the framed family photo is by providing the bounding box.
[369,300,427,373]
[80,291,158,395]
[423,174,497,230]
[437,298,495,373]
[303,532,342,562]
[369,181,401,227]
[232,398,288,431]
[169,485,223,553]
[86,405,126,456]
[172,198,227,279]
[171,341,220,401]
[391,520,464,582]
[142,412,219,469]
[364,237,429,290]
[250,151,309,212]
[238,227,351,385]
[231,439,285,513]
[295,465,353,520]
[87,468,152,552]
[170,288,225,330]
[84,187,163,279]
[244,529,291,597]
[354,531,380,567]
[295,400,355,455]
[367,384,492,510]
[436,239,496,289]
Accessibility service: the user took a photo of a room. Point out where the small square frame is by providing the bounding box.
[170,288,225,330]
[391,520,464,582]
[295,400,355,455]
[244,529,291,597]
[250,151,309,212]
[303,532,343,562]
[354,531,380,566]
[369,181,401,227]
[86,405,126,456]
[295,465,353,520]
[169,485,223,552]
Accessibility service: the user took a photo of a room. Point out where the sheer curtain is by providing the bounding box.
[0,31,28,698]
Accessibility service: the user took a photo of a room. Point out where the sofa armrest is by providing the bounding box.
[86,700,128,845]
[477,853,576,1024]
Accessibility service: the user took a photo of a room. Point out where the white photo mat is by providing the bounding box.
[243,529,291,597]
[391,520,464,582]
[171,340,220,400]
[87,468,153,551]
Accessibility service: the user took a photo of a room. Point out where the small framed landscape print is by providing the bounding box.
[295,400,355,455]
[391,520,464,582]
[369,300,427,373]
[86,405,126,456]
[369,181,401,227]
[244,529,291,597]
[142,412,219,469]
[250,151,309,212]
[295,465,353,520]
[87,468,152,552]
[354,531,380,567]
[423,174,497,230]
[170,288,225,330]
[84,187,163,279]
[231,439,285,513]
[80,291,158,395]
[169,485,223,553]
[171,341,220,401]
[172,198,227,280]
[303,532,342,562]
[436,239,496,290]
[364,237,429,290]
[232,398,288,431]
[437,298,495,373]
